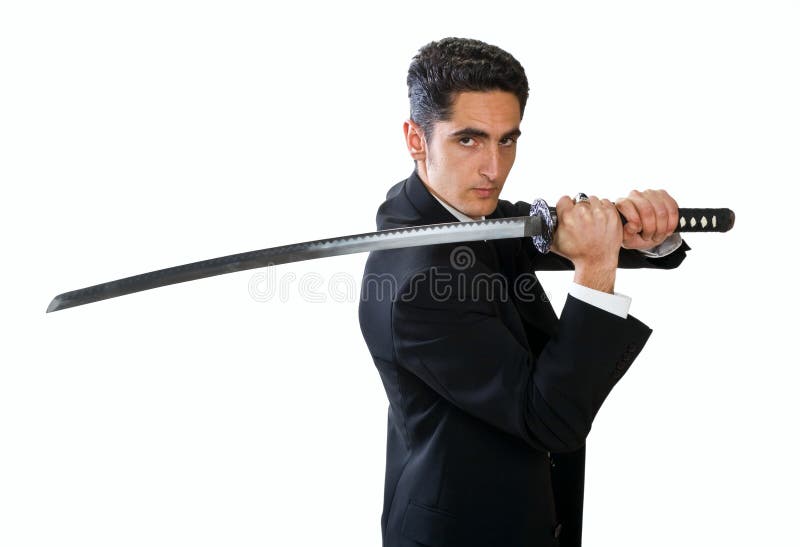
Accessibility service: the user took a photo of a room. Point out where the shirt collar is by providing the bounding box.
[430,194,486,223]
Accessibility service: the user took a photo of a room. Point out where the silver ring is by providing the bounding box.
[574,193,590,204]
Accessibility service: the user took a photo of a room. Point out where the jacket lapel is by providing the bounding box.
[403,170,557,353]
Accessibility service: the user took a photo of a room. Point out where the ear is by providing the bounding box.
[403,120,427,162]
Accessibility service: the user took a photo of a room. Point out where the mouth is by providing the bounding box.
[472,187,497,197]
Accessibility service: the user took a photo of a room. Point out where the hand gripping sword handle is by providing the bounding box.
[529,199,735,254]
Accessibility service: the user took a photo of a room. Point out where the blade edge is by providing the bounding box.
[46,216,536,312]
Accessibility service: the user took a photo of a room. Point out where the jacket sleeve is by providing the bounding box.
[391,265,652,453]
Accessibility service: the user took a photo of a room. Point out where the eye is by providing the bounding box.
[499,136,518,147]
[459,136,477,146]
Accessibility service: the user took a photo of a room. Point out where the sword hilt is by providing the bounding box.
[670,208,736,232]
[529,199,735,254]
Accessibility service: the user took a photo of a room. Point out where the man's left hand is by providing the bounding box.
[614,189,679,250]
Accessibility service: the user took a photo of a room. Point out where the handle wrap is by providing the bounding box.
[544,206,735,233]
[674,208,735,232]
[533,204,735,254]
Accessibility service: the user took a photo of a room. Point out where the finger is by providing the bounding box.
[586,196,604,221]
[572,194,593,208]
[555,195,574,216]
[588,195,607,216]
[645,190,670,241]
[600,198,618,223]
[630,190,657,240]
[615,198,642,235]
[600,198,623,238]
[662,190,679,233]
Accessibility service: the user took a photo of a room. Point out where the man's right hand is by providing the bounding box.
[550,195,622,294]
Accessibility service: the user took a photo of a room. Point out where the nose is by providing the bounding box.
[479,147,500,182]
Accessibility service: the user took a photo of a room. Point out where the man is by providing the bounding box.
[358,38,687,547]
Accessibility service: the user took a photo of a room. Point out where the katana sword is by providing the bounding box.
[46,200,734,313]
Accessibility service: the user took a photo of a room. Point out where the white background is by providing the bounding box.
[2,1,798,545]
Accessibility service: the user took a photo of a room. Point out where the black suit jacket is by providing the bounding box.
[358,171,687,547]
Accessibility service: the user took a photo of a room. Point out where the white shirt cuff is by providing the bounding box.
[637,233,684,258]
[568,282,632,319]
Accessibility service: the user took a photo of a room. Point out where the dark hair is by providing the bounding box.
[407,37,529,138]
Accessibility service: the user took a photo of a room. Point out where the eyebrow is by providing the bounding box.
[449,127,522,140]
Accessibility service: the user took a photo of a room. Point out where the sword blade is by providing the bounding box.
[47,216,539,313]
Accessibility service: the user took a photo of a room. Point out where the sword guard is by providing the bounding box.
[529,199,557,254]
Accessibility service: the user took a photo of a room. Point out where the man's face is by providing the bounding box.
[407,90,521,219]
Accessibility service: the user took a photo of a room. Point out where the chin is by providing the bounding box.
[474,200,498,217]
